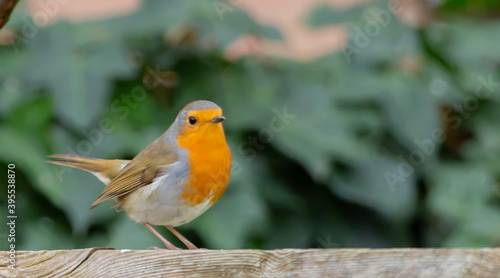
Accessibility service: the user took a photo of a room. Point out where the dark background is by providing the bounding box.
[1,0,500,250]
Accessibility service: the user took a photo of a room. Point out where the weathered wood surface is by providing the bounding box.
[1,248,500,277]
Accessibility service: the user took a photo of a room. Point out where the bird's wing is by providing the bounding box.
[89,137,178,210]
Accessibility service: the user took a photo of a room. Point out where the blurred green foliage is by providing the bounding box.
[1,0,500,251]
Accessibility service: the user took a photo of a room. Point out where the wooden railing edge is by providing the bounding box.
[1,248,500,277]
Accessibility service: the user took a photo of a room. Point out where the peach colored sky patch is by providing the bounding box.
[25,0,140,23]
[20,0,366,61]
[6,0,426,60]
[226,0,370,60]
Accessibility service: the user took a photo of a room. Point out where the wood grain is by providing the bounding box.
[1,248,500,277]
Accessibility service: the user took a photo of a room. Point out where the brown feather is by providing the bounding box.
[89,136,178,210]
[46,154,129,182]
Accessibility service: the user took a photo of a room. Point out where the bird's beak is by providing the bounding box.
[210,116,225,123]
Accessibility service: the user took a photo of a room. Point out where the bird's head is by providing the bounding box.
[173,100,227,147]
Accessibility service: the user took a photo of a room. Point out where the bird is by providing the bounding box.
[46,100,232,250]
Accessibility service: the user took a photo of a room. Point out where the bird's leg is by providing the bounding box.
[165,225,198,250]
[143,223,181,250]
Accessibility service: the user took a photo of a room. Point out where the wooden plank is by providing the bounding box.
[1,248,500,277]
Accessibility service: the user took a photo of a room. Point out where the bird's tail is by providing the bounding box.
[46,154,129,185]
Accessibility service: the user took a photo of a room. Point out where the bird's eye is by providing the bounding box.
[188,116,197,125]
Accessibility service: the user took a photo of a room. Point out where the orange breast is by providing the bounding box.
[177,116,231,206]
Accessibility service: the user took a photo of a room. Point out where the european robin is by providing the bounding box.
[46,100,231,250]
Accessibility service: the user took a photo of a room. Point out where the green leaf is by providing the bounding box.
[428,164,496,222]
[189,182,267,249]
[331,159,417,220]
[0,127,62,205]
[106,215,163,249]
[23,22,135,129]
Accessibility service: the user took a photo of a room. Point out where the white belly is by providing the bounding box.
[118,179,214,227]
